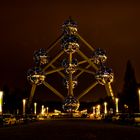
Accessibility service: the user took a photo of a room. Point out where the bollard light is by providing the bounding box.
[115,98,119,113]
[138,89,140,112]
[22,99,26,116]
[0,91,3,115]
[34,102,37,115]
[104,102,107,114]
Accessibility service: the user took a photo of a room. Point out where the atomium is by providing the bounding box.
[27,18,115,113]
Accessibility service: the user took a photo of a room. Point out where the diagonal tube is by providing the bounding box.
[47,34,64,53]
[43,81,65,100]
[43,51,64,71]
[77,81,98,100]
[76,33,95,51]
[75,64,91,79]
[105,83,115,100]
[77,50,98,70]
[28,84,36,107]
[50,64,65,78]
[77,67,95,75]
[45,67,64,75]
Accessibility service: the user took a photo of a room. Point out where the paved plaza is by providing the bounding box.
[0,119,140,140]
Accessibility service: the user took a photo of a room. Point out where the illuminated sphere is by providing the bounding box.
[62,59,78,74]
[62,18,78,34]
[63,42,79,54]
[95,67,114,85]
[33,48,49,65]
[27,67,45,85]
[61,35,78,45]
[92,48,107,65]
[62,96,80,112]
[62,59,78,67]
[61,35,79,53]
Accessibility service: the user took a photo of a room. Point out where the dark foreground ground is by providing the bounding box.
[0,118,140,140]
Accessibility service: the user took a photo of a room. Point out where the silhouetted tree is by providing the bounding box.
[121,60,138,112]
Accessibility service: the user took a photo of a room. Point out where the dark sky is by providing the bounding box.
[0,0,140,102]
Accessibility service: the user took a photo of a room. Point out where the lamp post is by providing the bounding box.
[41,105,44,115]
[0,91,3,115]
[46,107,49,115]
[22,99,26,116]
[97,104,100,116]
[93,106,95,115]
[34,102,37,115]
[115,98,119,113]
[138,89,140,112]
[104,102,107,115]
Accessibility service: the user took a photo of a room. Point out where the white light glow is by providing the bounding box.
[138,89,140,112]
[0,91,3,114]
[115,98,119,113]
[34,102,37,115]
[104,102,107,114]
[22,99,26,115]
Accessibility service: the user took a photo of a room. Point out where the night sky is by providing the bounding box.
[0,0,140,102]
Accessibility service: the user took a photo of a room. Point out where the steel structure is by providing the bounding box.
[27,18,115,112]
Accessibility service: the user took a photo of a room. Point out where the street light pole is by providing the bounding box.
[115,98,119,113]
[0,91,3,115]
[22,99,26,116]
[138,89,140,112]
[93,106,95,115]
[104,102,107,115]
[97,105,100,116]
[34,102,37,115]
[41,105,44,115]
[46,107,49,115]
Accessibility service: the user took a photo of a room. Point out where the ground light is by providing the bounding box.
[22,99,26,116]
[138,89,140,112]
[104,102,107,114]
[46,107,49,115]
[115,98,119,113]
[41,105,45,115]
[93,106,95,115]
[0,91,3,115]
[34,102,37,115]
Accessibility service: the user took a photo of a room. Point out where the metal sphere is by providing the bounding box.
[61,35,79,54]
[92,48,107,65]
[63,42,79,54]
[95,67,114,85]
[62,58,78,67]
[62,18,78,35]
[27,67,45,85]
[33,48,49,65]
[62,96,80,112]
[61,35,78,45]
[62,59,78,74]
